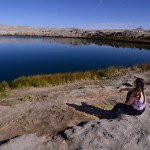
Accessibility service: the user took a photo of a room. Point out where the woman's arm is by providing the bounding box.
[126,96,135,105]
[119,87,134,92]
[125,90,137,105]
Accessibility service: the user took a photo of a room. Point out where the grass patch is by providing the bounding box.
[11,71,96,88]
[100,104,113,110]
[0,123,5,129]
[0,63,150,92]
[0,81,10,92]
[76,110,98,119]
[97,66,125,78]
[131,63,150,71]
[0,92,9,98]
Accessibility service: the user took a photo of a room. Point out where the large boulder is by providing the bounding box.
[64,104,150,150]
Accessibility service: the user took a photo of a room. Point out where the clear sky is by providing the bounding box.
[0,0,150,29]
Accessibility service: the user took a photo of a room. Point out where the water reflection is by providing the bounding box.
[0,36,150,82]
[0,36,150,50]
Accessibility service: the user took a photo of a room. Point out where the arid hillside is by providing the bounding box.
[0,25,150,43]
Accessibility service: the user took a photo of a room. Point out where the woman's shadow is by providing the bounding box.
[66,91,133,119]
[66,102,115,119]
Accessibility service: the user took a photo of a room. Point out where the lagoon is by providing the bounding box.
[0,36,150,82]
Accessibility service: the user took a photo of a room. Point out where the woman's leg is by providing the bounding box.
[111,103,133,115]
[132,108,146,115]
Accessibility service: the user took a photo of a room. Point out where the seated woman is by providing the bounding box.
[111,78,146,117]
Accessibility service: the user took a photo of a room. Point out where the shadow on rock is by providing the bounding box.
[66,102,115,119]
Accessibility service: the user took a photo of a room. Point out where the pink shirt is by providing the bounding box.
[132,99,146,110]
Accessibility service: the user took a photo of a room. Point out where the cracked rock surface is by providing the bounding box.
[0,105,150,150]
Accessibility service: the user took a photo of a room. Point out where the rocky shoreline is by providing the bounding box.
[0,70,150,150]
[0,25,150,44]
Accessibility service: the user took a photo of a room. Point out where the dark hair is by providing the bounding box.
[135,78,144,90]
[135,78,145,101]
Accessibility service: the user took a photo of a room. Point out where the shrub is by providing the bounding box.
[97,66,125,78]
[136,63,150,71]
[0,81,10,92]
[11,71,97,88]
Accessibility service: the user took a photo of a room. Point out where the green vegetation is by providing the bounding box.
[0,63,150,92]
[0,81,10,92]
[97,66,125,78]
[132,63,150,71]
[11,71,96,88]
[0,92,9,98]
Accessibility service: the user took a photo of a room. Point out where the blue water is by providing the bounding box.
[0,36,150,82]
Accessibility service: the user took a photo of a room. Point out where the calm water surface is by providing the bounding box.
[0,36,150,82]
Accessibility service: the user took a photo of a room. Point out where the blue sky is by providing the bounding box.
[0,0,150,29]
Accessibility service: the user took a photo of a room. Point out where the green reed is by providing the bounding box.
[0,63,150,92]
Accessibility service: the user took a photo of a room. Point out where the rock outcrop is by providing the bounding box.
[0,104,150,150]
[0,134,69,150]
[0,71,150,150]
[63,105,150,150]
